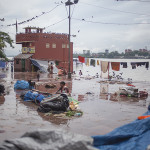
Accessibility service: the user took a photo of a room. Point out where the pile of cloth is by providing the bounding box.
[118,86,139,97]
[114,85,148,98]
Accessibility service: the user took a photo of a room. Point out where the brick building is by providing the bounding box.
[14,27,73,72]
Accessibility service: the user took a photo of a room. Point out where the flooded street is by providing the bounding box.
[0,61,150,144]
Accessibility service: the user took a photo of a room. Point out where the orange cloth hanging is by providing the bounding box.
[86,58,89,66]
[138,115,150,120]
[111,62,120,71]
[97,60,100,65]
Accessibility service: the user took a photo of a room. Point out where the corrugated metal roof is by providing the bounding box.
[14,53,33,59]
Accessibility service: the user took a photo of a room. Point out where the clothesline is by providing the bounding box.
[78,56,149,74]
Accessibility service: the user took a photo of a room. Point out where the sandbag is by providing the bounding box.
[0,129,97,150]
[14,80,29,90]
[38,94,69,113]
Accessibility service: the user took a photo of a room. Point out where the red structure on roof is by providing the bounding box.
[15,27,73,72]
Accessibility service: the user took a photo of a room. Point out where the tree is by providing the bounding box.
[0,31,14,59]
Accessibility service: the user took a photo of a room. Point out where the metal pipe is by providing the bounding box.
[68,0,71,79]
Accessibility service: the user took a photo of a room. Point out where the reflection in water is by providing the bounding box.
[0,73,6,79]
[38,112,70,125]
[78,95,85,101]
[14,72,38,81]
[47,73,53,78]
[0,96,5,106]
[100,84,109,100]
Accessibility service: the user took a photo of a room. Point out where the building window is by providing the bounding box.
[52,43,56,48]
[67,44,69,48]
[29,43,32,46]
[46,43,50,48]
[62,44,66,48]
[16,59,19,64]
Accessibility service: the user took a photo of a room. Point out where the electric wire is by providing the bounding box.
[117,0,150,2]
[71,5,76,17]
[44,17,68,29]
[1,4,63,27]
[79,2,150,16]
[72,17,150,25]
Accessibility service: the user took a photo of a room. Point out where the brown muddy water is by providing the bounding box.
[0,66,150,144]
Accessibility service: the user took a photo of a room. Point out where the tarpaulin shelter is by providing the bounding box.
[92,106,150,150]
[30,59,58,73]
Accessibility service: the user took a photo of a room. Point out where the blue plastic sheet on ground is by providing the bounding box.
[14,80,29,90]
[24,91,45,103]
[92,107,150,150]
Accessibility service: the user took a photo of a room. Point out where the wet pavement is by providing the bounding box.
[0,65,150,144]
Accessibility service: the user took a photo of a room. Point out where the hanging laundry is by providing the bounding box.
[85,58,87,65]
[101,61,109,73]
[136,62,145,67]
[97,60,100,65]
[86,58,89,66]
[111,62,120,71]
[131,62,136,69]
[121,62,127,68]
[78,56,85,63]
[90,59,95,67]
[146,62,149,69]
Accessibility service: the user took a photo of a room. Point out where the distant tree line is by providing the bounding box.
[73,50,150,59]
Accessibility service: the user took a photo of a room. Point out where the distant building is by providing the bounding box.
[83,50,90,55]
[14,27,73,72]
[139,49,148,52]
[125,49,132,53]
[105,49,109,54]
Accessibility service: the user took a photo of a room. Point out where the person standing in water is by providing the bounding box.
[79,70,82,76]
[37,70,40,81]
[50,62,53,74]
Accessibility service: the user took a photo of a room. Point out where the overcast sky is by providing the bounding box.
[1,0,150,56]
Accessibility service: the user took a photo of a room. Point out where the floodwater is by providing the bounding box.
[0,59,150,144]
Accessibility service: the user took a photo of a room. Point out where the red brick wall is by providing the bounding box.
[14,58,32,72]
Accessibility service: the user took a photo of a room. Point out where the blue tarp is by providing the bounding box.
[24,91,45,103]
[92,106,150,150]
[14,80,29,90]
[0,61,6,68]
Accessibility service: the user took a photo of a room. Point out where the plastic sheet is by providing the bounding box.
[38,94,69,113]
[24,91,45,103]
[14,80,29,90]
[93,106,150,150]
[0,129,97,150]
